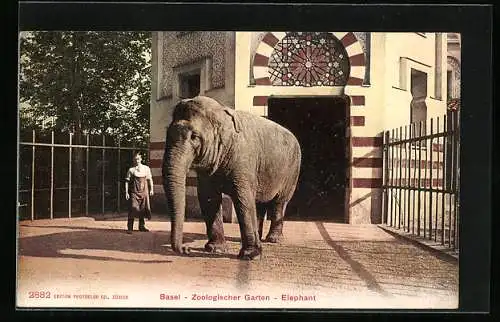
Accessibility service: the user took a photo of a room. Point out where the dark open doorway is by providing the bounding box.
[268,96,348,222]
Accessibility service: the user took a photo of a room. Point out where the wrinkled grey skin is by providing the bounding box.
[162,96,301,260]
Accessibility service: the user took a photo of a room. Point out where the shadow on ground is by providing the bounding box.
[18,225,243,263]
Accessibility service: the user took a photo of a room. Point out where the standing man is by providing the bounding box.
[125,152,154,233]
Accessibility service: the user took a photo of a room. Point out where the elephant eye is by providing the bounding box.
[191,133,199,141]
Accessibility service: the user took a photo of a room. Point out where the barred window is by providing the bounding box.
[268,32,350,87]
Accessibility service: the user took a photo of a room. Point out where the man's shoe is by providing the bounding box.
[126,230,133,234]
[139,227,149,232]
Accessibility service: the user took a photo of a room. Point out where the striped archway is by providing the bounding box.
[250,32,382,224]
[252,32,366,86]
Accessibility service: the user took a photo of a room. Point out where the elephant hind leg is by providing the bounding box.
[256,202,267,241]
[264,201,287,243]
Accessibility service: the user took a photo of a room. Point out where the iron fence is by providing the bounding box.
[382,111,460,252]
[17,130,148,221]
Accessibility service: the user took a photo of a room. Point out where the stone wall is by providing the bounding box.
[160,32,227,98]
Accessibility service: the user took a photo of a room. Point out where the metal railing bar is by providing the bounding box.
[434,117,440,242]
[50,131,54,219]
[31,130,35,221]
[417,121,422,236]
[117,137,121,213]
[86,134,89,216]
[68,133,72,219]
[441,116,446,246]
[406,125,411,233]
[19,142,145,151]
[454,112,461,251]
[382,186,456,194]
[19,186,122,192]
[390,129,395,227]
[398,126,403,230]
[411,123,417,235]
[429,118,434,240]
[385,129,454,145]
[423,123,428,239]
[101,135,105,215]
[447,115,453,248]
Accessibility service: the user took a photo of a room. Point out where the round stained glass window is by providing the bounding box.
[268,32,350,86]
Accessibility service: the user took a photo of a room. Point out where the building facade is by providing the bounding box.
[149,31,450,224]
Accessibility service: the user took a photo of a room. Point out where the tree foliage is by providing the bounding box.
[19,31,151,147]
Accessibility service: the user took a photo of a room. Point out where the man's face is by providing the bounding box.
[133,155,142,166]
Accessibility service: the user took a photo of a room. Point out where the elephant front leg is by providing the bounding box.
[233,191,262,260]
[198,178,226,253]
[264,201,287,243]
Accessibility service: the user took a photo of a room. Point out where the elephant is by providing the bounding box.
[162,96,301,260]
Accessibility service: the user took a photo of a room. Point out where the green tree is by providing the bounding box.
[19,31,151,148]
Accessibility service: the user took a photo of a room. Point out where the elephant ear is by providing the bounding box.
[223,107,242,133]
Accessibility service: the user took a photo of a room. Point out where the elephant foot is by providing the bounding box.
[264,232,283,243]
[237,246,262,260]
[172,244,191,255]
[204,241,227,253]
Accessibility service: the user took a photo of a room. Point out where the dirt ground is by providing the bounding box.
[16,215,458,309]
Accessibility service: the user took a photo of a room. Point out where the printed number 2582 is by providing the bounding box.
[28,291,51,298]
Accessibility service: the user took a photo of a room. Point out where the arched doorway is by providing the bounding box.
[250,31,369,223]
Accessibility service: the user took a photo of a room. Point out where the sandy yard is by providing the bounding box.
[16,215,458,309]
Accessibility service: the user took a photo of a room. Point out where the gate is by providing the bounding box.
[382,111,460,253]
[18,130,148,221]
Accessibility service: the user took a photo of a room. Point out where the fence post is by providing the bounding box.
[397,127,402,230]
[117,137,121,214]
[390,129,395,227]
[429,118,434,239]
[448,114,453,248]
[411,122,416,235]
[102,134,105,215]
[68,132,73,219]
[454,111,460,251]
[441,116,446,245]
[417,122,422,236]
[434,117,440,242]
[31,130,35,221]
[406,125,412,233]
[85,134,89,216]
[423,120,428,239]
[449,112,458,249]
[50,131,54,219]
[404,125,409,232]
[383,131,389,224]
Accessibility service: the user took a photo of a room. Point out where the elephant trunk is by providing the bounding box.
[163,145,193,253]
